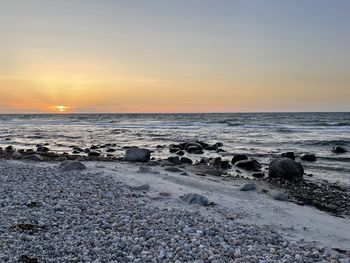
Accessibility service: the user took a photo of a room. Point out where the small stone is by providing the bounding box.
[130,184,150,191]
[131,245,142,254]
[239,182,256,191]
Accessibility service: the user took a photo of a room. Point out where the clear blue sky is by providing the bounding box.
[0,0,349,113]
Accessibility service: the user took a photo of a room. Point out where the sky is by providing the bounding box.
[0,0,349,113]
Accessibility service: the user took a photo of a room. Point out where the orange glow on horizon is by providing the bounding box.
[52,105,69,113]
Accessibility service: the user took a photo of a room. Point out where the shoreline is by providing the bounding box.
[1,158,350,262]
[1,145,349,218]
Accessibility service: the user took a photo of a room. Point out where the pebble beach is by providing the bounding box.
[1,158,349,263]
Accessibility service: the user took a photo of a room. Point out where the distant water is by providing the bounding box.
[0,112,349,185]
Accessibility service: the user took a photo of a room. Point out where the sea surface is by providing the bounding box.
[0,112,349,185]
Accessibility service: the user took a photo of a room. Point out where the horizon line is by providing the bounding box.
[0,111,349,115]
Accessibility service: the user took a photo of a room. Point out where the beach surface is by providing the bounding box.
[1,159,349,262]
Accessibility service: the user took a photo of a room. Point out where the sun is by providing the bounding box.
[54,105,68,113]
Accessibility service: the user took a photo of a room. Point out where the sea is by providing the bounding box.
[0,112,349,185]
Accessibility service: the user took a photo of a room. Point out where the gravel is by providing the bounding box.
[0,160,348,262]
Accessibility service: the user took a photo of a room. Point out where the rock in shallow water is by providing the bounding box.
[124,148,151,162]
[301,154,317,162]
[280,152,295,160]
[231,154,248,164]
[332,145,347,154]
[269,158,304,180]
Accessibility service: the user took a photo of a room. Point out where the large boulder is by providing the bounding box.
[124,148,151,162]
[60,161,86,172]
[332,145,347,154]
[269,158,304,180]
[235,159,262,172]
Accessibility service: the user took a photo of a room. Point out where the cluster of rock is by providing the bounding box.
[169,141,224,155]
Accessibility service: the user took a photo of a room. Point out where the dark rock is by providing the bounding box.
[220,160,232,170]
[73,147,84,152]
[37,146,49,152]
[235,159,262,172]
[332,145,347,154]
[180,157,193,165]
[165,167,183,173]
[239,182,256,191]
[124,148,151,162]
[72,150,80,154]
[210,157,231,170]
[88,151,101,157]
[269,158,304,180]
[197,141,210,148]
[280,152,295,160]
[169,147,180,153]
[5,145,15,152]
[301,154,317,162]
[176,150,185,156]
[252,172,265,179]
[216,149,225,153]
[211,157,222,169]
[60,161,86,172]
[90,145,99,150]
[22,154,43,162]
[185,142,203,153]
[205,145,218,151]
[215,142,224,147]
[156,145,164,149]
[180,193,210,206]
[167,156,182,165]
[16,223,38,232]
[199,158,209,164]
[19,255,38,263]
[106,148,116,152]
[84,148,90,153]
[232,154,248,164]
[186,145,202,153]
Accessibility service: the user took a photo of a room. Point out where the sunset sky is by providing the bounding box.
[0,0,349,113]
